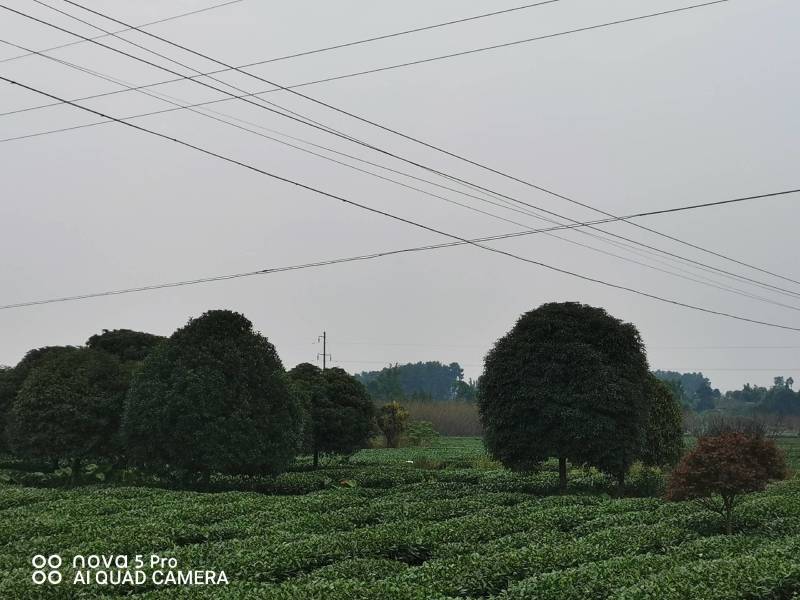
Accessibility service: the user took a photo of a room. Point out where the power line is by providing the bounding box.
[231,0,562,66]
[8,36,800,313]
[10,0,799,303]
[0,0,245,65]
[2,73,800,334]
[7,3,800,310]
[0,0,727,119]
[1,190,795,311]
[0,189,797,312]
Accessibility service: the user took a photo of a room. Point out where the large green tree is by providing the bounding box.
[288,363,373,467]
[639,375,684,467]
[0,346,75,453]
[479,302,651,493]
[123,310,303,480]
[5,347,128,473]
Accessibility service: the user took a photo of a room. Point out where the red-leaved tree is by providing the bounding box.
[666,432,788,533]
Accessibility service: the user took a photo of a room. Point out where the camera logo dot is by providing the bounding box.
[31,554,62,585]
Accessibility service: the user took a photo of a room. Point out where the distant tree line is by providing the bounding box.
[654,370,800,419]
[356,361,478,402]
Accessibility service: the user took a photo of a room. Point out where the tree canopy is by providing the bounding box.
[479,302,651,491]
[639,375,684,467]
[123,310,303,479]
[5,347,128,465]
[288,363,373,466]
[0,346,76,453]
[86,329,164,363]
[667,432,787,533]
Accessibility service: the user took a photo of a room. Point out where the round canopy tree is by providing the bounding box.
[123,310,302,479]
[288,363,373,467]
[0,346,75,453]
[5,347,128,470]
[478,302,651,492]
[639,374,685,467]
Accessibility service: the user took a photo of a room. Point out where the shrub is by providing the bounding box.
[377,402,409,449]
[667,432,788,533]
[123,310,303,481]
[403,421,440,447]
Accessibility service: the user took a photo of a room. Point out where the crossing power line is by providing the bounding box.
[6,34,800,313]
[0,188,795,312]
[7,0,797,305]
[0,0,245,65]
[1,72,800,334]
[0,189,795,311]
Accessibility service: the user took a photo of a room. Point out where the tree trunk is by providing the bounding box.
[558,456,567,494]
[616,470,625,498]
[313,448,319,469]
[71,457,81,486]
[724,496,734,534]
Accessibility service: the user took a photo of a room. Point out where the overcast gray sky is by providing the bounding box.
[1,0,798,391]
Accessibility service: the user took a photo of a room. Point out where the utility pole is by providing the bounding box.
[317,331,331,370]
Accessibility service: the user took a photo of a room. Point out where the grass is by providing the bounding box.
[0,436,798,599]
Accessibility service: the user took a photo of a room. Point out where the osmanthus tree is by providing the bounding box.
[478,302,651,493]
[288,363,374,467]
[0,346,84,455]
[5,347,128,476]
[123,310,303,482]
[639,374,684,467]
[667,432,787,534]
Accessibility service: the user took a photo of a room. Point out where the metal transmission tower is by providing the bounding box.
[317,331,332,370]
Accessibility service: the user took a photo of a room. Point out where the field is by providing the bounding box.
[1,437,799,599]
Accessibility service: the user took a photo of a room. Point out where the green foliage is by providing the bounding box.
[653,370,721,411]
[288,364,374,464]
[640,375,684,467]
[5,347,128,465]
[123,310,303,478]
[377,402,410,448]
[0,437,799,598]
[403,421,440,447]
[479,302,651,488]
[357,361,470,402]
[86,328,165,362]
[0,346,75,452]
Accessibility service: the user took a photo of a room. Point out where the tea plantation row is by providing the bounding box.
[0,437,798,599]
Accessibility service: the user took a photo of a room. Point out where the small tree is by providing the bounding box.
[5,348,128,478]
[639,375,684,467]
[288,363,373,467]
[404,420,440,447]
[666,432,788,533]
[124,310,303,483]
[377,401,409,448]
